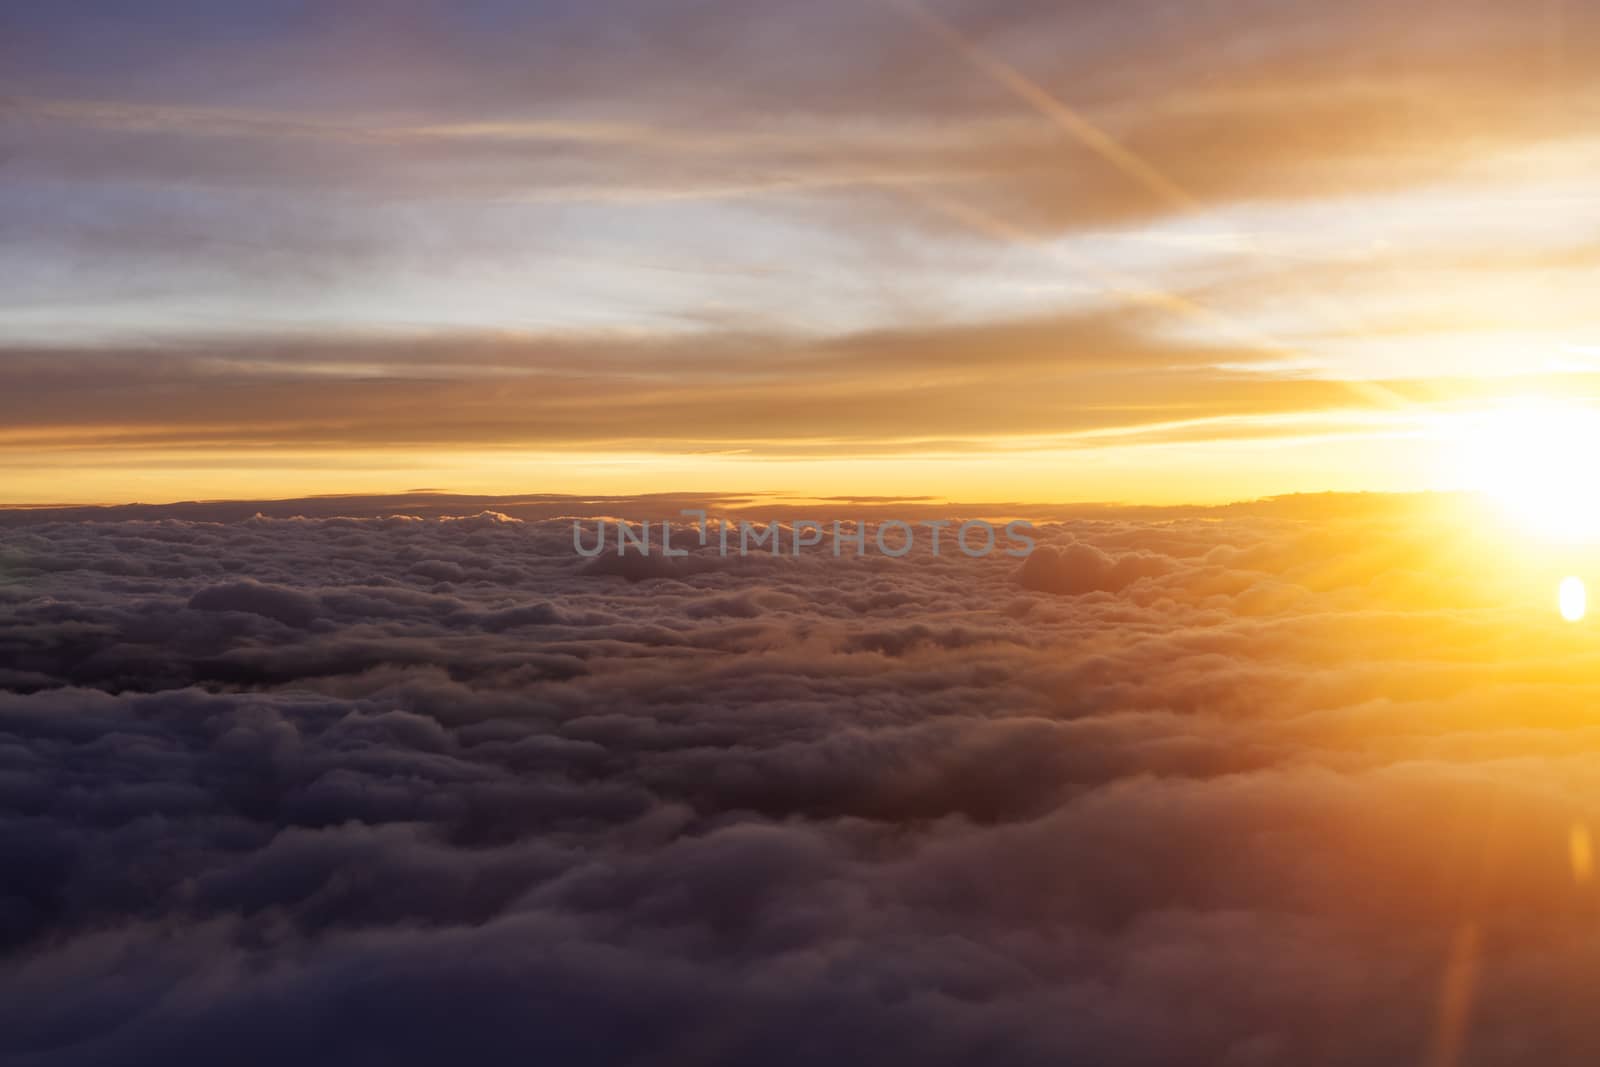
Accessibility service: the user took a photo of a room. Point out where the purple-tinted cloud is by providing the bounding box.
[1,494,1596,1064]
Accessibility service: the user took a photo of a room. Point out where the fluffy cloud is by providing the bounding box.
[1017,540,1176,594]
[0,494,1597,1065]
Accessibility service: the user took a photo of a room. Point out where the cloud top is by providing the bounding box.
[0,495,1596,1063]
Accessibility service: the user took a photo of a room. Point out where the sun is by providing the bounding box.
[1449,398,1600,544]
[1561,576,1587,622]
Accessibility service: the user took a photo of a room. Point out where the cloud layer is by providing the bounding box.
[2,495,1598,1064]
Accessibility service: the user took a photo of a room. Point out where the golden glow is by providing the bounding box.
[0,426,1446,508]
[1561,576,1587,623]
[1449,399,1600,545]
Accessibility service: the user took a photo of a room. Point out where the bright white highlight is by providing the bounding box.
[1560,576,1587,623]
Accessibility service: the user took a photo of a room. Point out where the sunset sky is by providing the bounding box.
[13,7,1600,1064]
[3,0,1598,505]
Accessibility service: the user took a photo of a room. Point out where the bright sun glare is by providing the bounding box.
[1561,576,1588,623]
[1452,399,1600,544]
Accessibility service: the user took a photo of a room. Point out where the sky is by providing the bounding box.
[3,0,1599,504]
